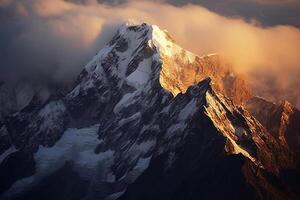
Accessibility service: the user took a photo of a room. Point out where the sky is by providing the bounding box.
[0,0,300,107]
[91,0,300,27]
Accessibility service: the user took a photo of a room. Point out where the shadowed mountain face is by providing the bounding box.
[0,23,299,200]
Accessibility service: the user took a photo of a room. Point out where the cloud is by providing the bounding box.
[161,0,300,27]
[254,0,300,5]
[0,0,299,107]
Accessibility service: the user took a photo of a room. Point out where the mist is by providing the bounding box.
[0,0,300,107]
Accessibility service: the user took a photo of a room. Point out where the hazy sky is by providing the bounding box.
[0,0,300,107]
[70,0,300,27]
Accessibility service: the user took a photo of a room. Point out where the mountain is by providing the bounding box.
[0,22,299,200]
[0,80,36,121]
[246,97,300,155]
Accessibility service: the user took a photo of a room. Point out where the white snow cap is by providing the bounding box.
[122,22,196,61]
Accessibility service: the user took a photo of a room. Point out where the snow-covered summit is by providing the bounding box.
[112,21,195,59]
[1,22,299,200]
[81,22,251,105]
[83,22,195,79]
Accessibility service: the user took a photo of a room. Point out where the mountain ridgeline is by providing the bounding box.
[0,23,299,200]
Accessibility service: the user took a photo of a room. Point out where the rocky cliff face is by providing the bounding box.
[246,97,300,156]
[0,22,299,200]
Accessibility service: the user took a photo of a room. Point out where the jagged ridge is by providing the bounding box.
[0,22,299,200]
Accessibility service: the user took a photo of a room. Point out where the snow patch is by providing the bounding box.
[151,25,195,63]
[178,99,197,120]
[4,124,115,197]
[126,58,152,88]
[133,156,151,172]
[114,91,138,114]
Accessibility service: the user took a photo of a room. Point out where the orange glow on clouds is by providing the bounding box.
[2,0,300,107]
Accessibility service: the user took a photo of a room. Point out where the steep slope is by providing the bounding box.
[0,22,299,200]
[153,27,252,105]
[246,97,300,155]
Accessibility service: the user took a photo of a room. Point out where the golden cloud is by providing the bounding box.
[3,0,300,107]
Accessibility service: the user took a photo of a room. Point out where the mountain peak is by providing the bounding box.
[1,22,300,200]
[82,22,250,105]
[117,22,188,59]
